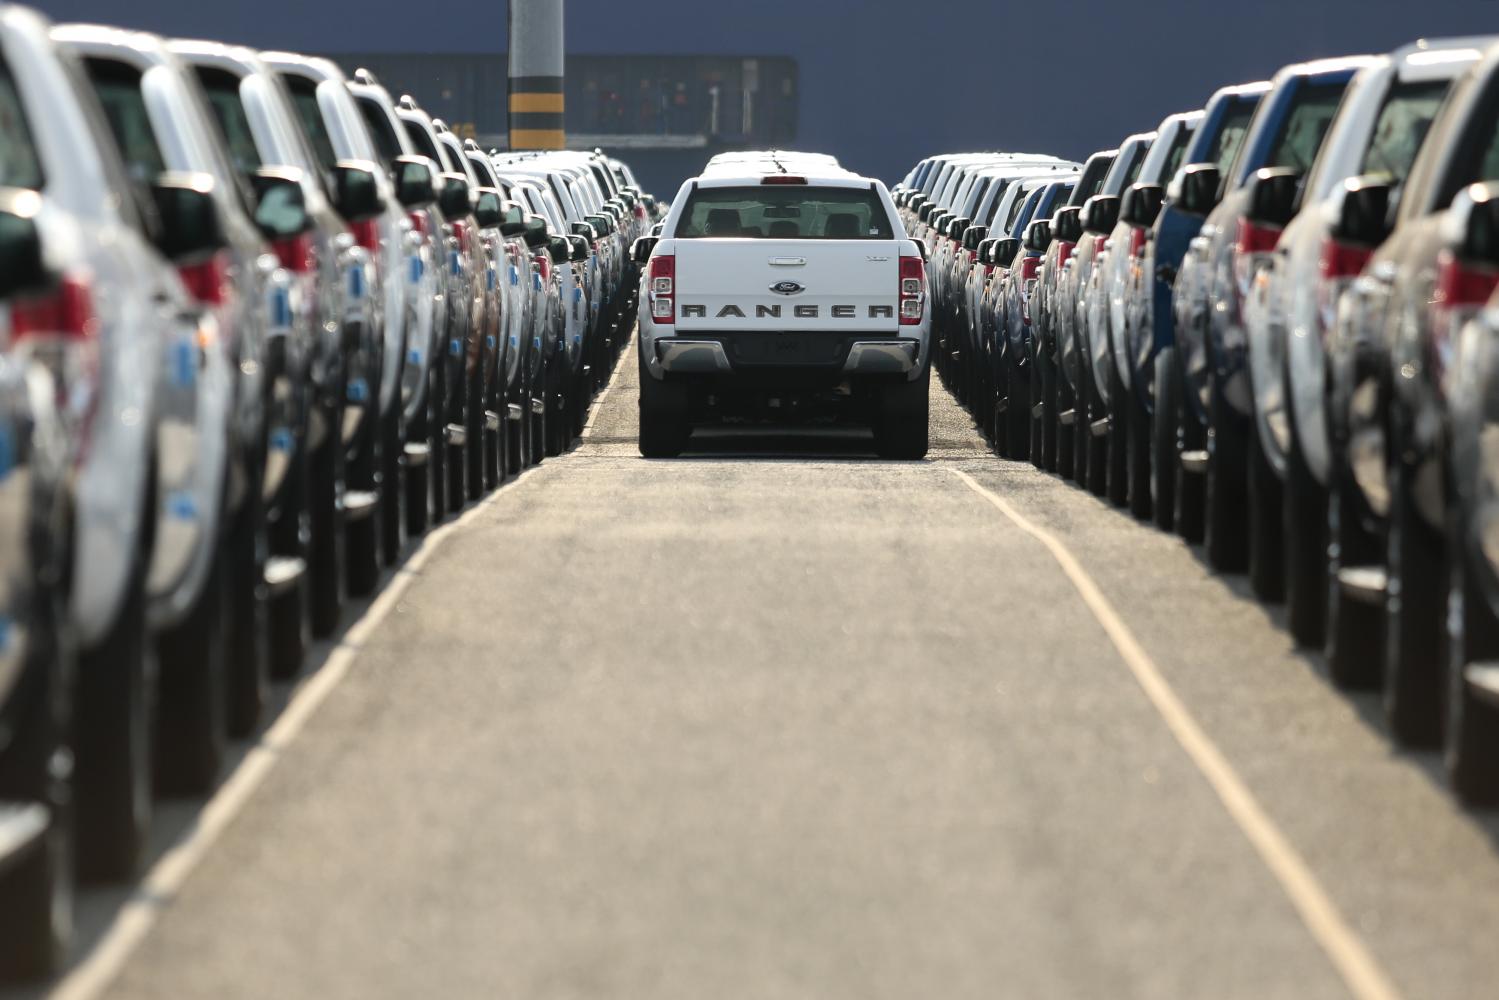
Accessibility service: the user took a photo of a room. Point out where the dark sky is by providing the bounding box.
[27,0,1499,183]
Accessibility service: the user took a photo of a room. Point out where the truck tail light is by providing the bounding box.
[408,210,430,241]
[451,220,470,247]
[649,253,675,324]
[178,250,233,306]
[1093,234,1109,254]
[761,176,806,185]
[272,232,316,274]
[634,203,646,220]
[1236,218,1282,256]
[1432,248,1499,387]
[533,251,551,284]
[9,275,98,342]
[1129,226,1148,259]
[350,218,381,253]
[899,254,924,325]
[1058,241,1075,268]
[1020,255,1040,284]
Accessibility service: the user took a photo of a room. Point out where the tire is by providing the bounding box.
[428,362,448,526]
[1037,342,1058,472]
[155,540,228,796]
[876,366,931,460]
[1152,348,1180,533]
[638,352,690,459]
[466,367,484,501]
[380,405,403,566]
[1324,463,1383,689]
[1124,372,1152,521]
[529,363,547,467]
[545,359,566,458]
[75,555,151,882]
[1204,384,1248,572]
[1004,351,1030,462]
[1105,365,1129,509]
[1284,390,1327,648]
[1176,389,1206,544]
[507,389,525,475]
[1056,360,1076,481]
[1445,517,1499,806]
[1084,384,1108,499]
[225,479,267,739]
[1383,437,1445,747]
[308,421,345,639]
[1248,421,1285,602]
[571,368,588,439]
[267,436,309,682]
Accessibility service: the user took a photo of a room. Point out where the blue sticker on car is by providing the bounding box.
[449,339,462,357]
[167,490,198,521]
[349,263,366,299]
[408,347,423,366]
[172,339,196,388]
[409,256,424,282]
[0,423,13,481]
[271,287,293,328]
[270,427,294,453]
[509,265,520,287]
[347,378,369,403]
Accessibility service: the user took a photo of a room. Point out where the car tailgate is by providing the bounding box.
[675,240,900,332]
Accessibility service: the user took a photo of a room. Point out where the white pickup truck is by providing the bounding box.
[633,165,931,458]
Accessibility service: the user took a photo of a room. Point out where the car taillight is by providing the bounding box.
[1318,238,1371,281]
[350,218,381,253]
[1236,218,1282,256]
[1093,234,1108,254]
[178,250,232,306]
[451,220,470,247]
[761,176,806,185]
[1058,241,1075,268]
[1129,226,1148,259]
[273,232,316,274]
[899,254,924,325]
[407,210,430,241]
[634,203,646,220]
[1432,248,1499,387]
[649,254,675,324]
[533,251,551,284]
[1020,255,1040,283]
[9,275,97,342]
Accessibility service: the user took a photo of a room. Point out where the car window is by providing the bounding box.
[1160,125,1196,184]
[400,118,442,166]
[1069,155,1112,206]
[1121,147,1148,189]
[468,153,498,188]
[82,58,166,186]
[1360,80,1450,184]
[354,95,403,170]
[195,67,263,177]
[676,186,893,240]
[282,74,338,174]
[1004,184,1035,232]
[1266,82,1346,173]
[0,55,43,189]
[1205,99,1260,175]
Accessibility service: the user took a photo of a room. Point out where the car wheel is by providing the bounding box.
[1383,436,1445,746]
[380,404,403,566]
[465,366,485,501]
[308,417,346,639]
[1284,382,1327,648]
[155,534,228,796]
[76,549,151,882]
[638,352,689,459]
[1152,348,1180,533]
[1125,375,1152,521]
[1175,387,1206,544]
[1004,351,1030,462]
[1036,341,1058,472]
[1204,383,1248,571]
[1056,358,1076,481]
[346,427,381,600]
[1248,421,1285,602]
[1324,461,1383,689]
[1445,516,1499,806]
[875,365,931,461]
[1084,382,1108,499]
[545,360,567,458]
[507,385,525,476]
[1105,365,1129,509]
[226,478,267,738]
[529,364,547,466]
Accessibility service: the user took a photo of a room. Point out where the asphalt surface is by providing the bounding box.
[34,340,1499,999]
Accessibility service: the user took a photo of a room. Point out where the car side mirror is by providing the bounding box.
[1081,194,1120,235]
[251,167,311,240]
[1174,163,1221,217]
[1245,168,1301,229]
[438,173,472,223]
[1331,176,1393,248]
[0,188,51,299]
[1120,183,1166,229]
[587,214,610,238]
[977,238,998,265]
[569,235,590,262]
[992,237,1021,269]
[1442,182,1499,266]
[522,214,549,249]
[547,234,570,264]
[919,203,935,223]
[963,224,989,251]
[499,201,526,237]
[332,160,385,223]
[632,235,659,263]
[949,216,971,241]
[474,188,504,229]
[1051,206,1083,244]
[393,155,435,208]
[151,172,227,262]
[571,221,592,238]
[1023,219,1052,254]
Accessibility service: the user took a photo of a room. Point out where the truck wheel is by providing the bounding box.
[1152,348,1180,532]
[875,366,931,461]
[1284,408,1327,648]
[529,365,547,466]
[1105,366,1129,508]
[545,361,566,457]
[1005,353,1030,462]
[1445,521,1499,806]
[381,405,403,565]
[1204,384,1248,571]
[1324,463,1382,688]
[638,353,689,459]
[1056,360,1076,481]
[1248,421,1285,602]
[1384,439,1445,746]
[308,423,346,639]
[1037,343,1058,472]
[1175,390,1207,543]
[226,479,267,738]
[155,540,227,795]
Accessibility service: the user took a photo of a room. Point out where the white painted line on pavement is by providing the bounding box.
[50,461,553,1000]
[951,468,1404,1000]
[580,324,635,439]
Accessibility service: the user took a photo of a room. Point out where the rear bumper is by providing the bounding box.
[653,334,921,377]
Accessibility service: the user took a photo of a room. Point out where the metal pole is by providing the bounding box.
[508,0,565,150]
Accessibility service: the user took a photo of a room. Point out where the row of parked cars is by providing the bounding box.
[894,36,1499,811]
[0,3,662,980]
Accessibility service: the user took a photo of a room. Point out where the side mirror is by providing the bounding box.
[547,234,570,264]
[251,167,311,240]
[894,191,909,208]
[949,216,971,241]
[499,201,526,238]
[992,237,1021,269]
[521,214,549,249]
[963,224,989,251]
[935,212,954,236]
[0,188,52,299]
[1245,168,1301,229]
[393,155,435,208]
[331,160,385,223]
[909,194,927,212]
[571,221,592,238]
[587,215,610,238]
[1173,163,1222,217]
[474,188,504,229]
[1023,219,1052,254]
[631,235,659,263]
[919,203,936,223]
[1052,206,1084,244]
[437,173,472,223]
[1443,182,1499,266]
[1120,183,1166,229]
[1081,194,1120,235]
[151,172,227,262]
[568,235,590,262]
[1331,176,1393,248]
[977,237,998,266]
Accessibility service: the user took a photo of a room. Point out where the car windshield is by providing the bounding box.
[1360,80,1449,183]
[0,55,43,190]
[195,68,263,177]
[675,185,893,239]
[82,59,166,187]
[1266,82,1346,173]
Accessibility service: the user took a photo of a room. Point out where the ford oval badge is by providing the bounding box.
[770,281,805,296]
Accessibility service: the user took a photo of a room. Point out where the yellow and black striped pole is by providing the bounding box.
[508,0,565,150]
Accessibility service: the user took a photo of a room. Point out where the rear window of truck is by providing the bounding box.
[82,59,167,185]
[355,95,404,170]
[675,185,893,240]
[1359,80,1449,184]
[1205,99,1260,176]
[0,57,43,190]
[1267,82,1347,174]
[195,68,263,177]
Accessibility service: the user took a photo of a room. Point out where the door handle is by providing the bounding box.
[768,257,806,266]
